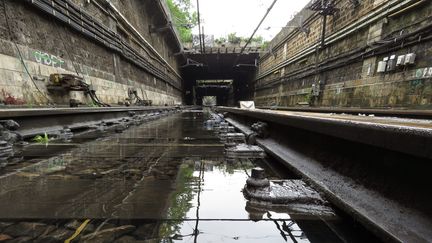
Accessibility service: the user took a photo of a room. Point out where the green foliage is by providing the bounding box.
[304,92,312,103]
[166,0,198,43]
[261,41,270,50]
[159,163,195,237]
[251,36,264,44]
[227,32,242,44]
[33,132,49,144]
[226,33,265,45]
[87,101,98,107]
[215,37,227,45]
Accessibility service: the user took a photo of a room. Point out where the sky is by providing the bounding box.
[191,0,311,41]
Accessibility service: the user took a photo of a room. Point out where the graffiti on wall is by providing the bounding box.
[33,51,65,68]
[1,89,25,105]
[415,67,432,79]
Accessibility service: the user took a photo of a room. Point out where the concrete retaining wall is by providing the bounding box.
[0,0,183,106]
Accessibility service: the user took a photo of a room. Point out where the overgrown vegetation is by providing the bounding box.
[165,1,269,48]
[261,41,270,50]
[214,37,227,45]
[216,33,266,46]
[166,0,198,43]
[227,32,242,44]
[33,132,49,144]
[87,101,98,107]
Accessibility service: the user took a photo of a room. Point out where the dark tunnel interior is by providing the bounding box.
[181,52,259,105]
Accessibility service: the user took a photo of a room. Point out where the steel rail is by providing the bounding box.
[257,106,432,119]
[0,106,181,138]
[223,111,432,243]
[218,107,432,159]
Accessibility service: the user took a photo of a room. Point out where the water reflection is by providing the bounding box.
[0,111,380,242]
[157,159,317,243]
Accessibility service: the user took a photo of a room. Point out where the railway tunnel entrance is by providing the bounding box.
[0,0,432,242]
[181,47,259,106]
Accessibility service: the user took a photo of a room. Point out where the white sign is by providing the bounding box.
[240,101,255,109]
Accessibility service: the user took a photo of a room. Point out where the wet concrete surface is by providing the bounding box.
[0,110,381,242]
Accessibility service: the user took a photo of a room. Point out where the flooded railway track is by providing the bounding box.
[219,107,432,243]
[0,108,385,242]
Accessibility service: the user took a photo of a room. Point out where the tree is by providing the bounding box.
[261,41,270,50]
[215,37,227,45]
[227,32,241,44]
[251,36,264,44]
[166,0,198,43]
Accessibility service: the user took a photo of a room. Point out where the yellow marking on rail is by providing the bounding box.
[64,219,91,243]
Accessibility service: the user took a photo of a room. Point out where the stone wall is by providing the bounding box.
[255,0,432,109]
[0,0,183,106]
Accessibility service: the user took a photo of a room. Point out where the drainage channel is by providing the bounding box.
[0,108,380,242]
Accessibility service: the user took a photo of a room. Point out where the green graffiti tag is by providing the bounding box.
[34,51,65,68]
[411,79,422,86]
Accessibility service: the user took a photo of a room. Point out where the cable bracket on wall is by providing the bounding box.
[149,22,173,34]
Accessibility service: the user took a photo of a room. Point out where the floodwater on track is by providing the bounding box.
[0,110,381,242]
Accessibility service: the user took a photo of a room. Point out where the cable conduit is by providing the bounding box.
[255,24,432,91]
[101,0,182,79]
[23,0,182,91]
[257,0,420,80]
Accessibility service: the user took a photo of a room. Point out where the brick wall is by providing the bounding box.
[255,0,432,109]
